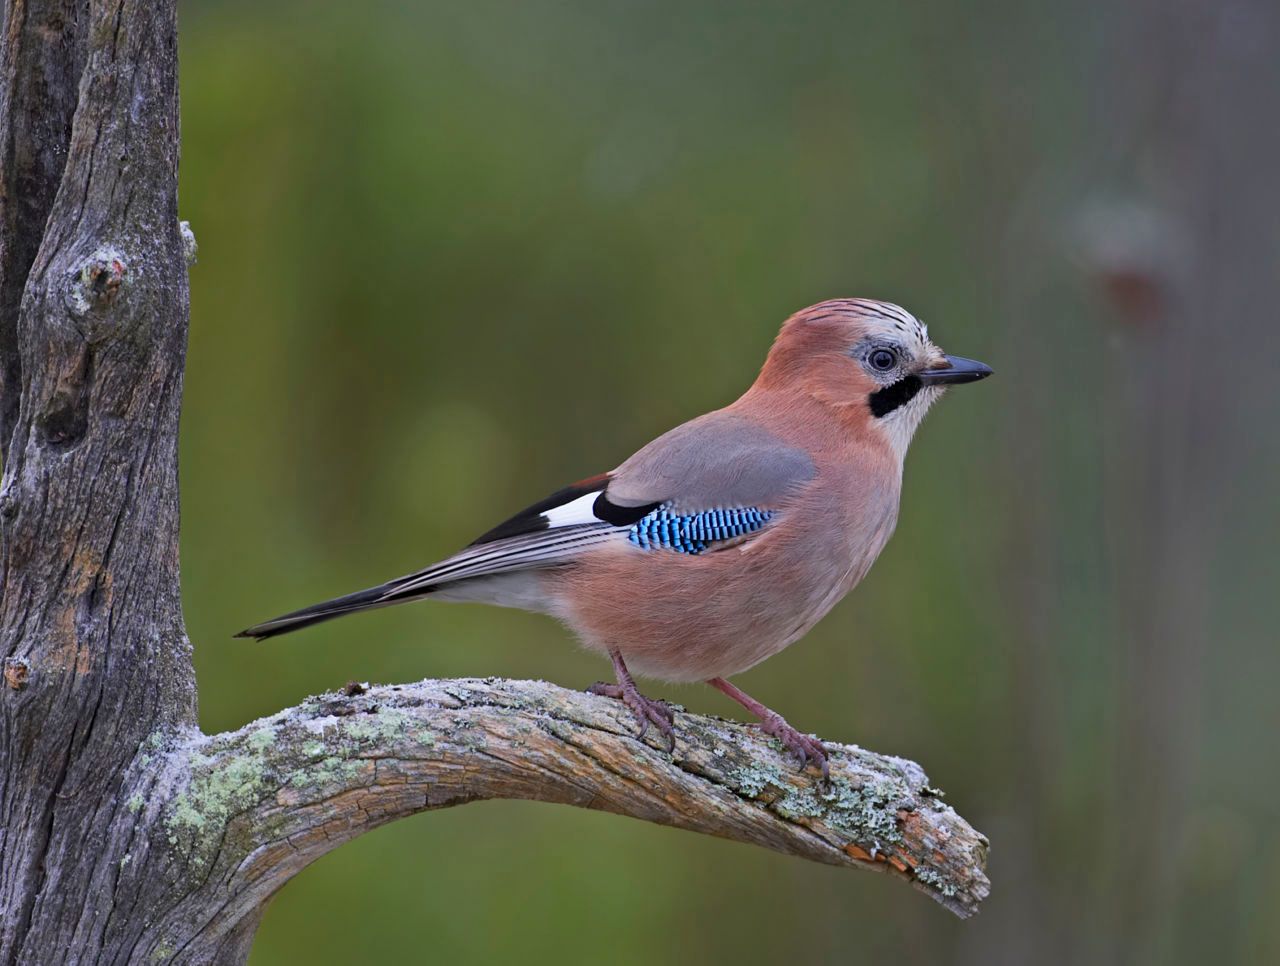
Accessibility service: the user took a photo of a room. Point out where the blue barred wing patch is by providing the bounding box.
[628,504,774,554]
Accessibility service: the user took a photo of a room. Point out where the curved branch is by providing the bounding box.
[150,677,988,945]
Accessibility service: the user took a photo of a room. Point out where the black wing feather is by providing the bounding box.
[468,473,612,545]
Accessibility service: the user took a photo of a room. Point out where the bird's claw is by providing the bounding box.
[587,681,676,750]
[759,711,829,779]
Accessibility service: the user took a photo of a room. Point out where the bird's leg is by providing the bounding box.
[588,648,676,749]
[707,677,829,777]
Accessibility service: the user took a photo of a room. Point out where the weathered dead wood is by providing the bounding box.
[142,678,988,949]
[1,1,196,962]
[0,1,989,962]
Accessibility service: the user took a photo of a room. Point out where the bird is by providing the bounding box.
[237,298,991,774]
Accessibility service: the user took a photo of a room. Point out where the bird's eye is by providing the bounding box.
[869,348,897,372]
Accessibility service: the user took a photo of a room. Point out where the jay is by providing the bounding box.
[238,299,991,774]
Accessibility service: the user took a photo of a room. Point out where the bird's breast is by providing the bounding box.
[547,466,901,682]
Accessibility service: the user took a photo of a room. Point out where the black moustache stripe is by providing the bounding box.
[868,375,923,417]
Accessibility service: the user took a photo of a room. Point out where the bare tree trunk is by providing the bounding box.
[0,3,989,963]
[0,0,197,960]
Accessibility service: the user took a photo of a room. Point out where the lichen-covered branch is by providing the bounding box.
[141,677,988,941]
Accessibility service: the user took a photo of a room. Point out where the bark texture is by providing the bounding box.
[0,0,196,962]
[0,2,989,963]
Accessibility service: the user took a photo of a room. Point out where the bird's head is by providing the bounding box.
[756,298,992,459]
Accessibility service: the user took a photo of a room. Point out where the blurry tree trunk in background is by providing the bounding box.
[998,1,1280,963]
[1093,4,1279,960]
[0,3,989,962]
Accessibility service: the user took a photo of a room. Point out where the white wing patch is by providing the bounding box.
[541,490,603,528]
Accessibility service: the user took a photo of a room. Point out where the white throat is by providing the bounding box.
[874,386,943,463]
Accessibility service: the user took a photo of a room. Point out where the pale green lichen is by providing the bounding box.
[727,763,908,847]
[332,707,438,755]
[776,786,826,819]
[137,731,165,771]
[912,865,958,897]
[729,762,784,798]
[245,726,276,754]
[817,777,907,845]
[341,708,415,745]
[162,698,437,870]
[287,755,363,788]
[164,751,269,863]
[126,793,144,813]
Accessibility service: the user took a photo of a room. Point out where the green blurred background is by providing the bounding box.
[176,1,1279,963]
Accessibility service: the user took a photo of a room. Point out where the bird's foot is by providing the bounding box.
[587,681,676,750]
[759,711,829,779]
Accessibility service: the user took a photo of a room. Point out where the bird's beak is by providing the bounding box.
[917,354,993,386]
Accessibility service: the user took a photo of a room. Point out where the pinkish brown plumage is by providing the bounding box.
[238,299,992,774]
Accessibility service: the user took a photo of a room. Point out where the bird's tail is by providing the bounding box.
[236,514,621,642]
[234,581,431,641]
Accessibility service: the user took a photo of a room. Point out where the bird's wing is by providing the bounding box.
[605,410,815,513]
[237,414,813,640]
[380,414,813,600]
[421,412,813,585]
[574,410,815,552]
[386,474,634,596]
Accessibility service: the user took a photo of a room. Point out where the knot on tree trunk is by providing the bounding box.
[64,246,128,318]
